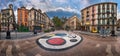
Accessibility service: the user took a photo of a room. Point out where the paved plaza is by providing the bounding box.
[0,31,120,56]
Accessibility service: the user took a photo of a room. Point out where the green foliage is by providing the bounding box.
[52,16,62,27]
[44,29,50,33]
[52,16,67,30]
[18,24,29,32]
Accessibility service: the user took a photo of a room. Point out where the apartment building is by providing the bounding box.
[64,15,81,30]
[81,2,117,32]
[1,4,16,31]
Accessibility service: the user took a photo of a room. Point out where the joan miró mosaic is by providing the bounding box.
[37,32,83,51]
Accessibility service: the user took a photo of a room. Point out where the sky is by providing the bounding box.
[0,0,120,19]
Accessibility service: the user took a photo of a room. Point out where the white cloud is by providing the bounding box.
[55,0,67,3]
[16,0,79,14]
[80,0,90,9]
[47,6,80,14]
[24,0,52,12]
[118,12,120,19]
[13,10,17,23]
[117,10,120,19]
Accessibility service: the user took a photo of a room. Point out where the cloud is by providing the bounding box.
[55,0,67,3]
[80,0,90,9]
[117,9,120,19]
[46,9,80,19]
[0,0,119,20]
[47,6,79,14]
[118,12,120,19]
[14,10,17,22]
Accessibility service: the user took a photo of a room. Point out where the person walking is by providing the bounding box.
[99,27,105,37]
[105,27,111,37]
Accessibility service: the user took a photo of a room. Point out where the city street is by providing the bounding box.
[0,32,44,40]
[0,30,120,56]
[0,0,120,56]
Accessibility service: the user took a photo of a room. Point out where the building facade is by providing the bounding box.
[116,19,120,30]
[81,2,117,32]
[28,8,47,31]
[17,7,53,32]
[64,15,81,30]
[0,12,1,31]
[17,6,29,27]
[43,13,54,30]
[1,4,16,31]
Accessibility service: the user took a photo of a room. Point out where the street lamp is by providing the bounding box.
[0,14,1,39]
[6,15,12,39]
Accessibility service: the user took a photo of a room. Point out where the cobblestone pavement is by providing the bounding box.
[0,31,120,56]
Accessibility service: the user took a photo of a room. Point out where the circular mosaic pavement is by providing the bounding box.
[47,38,66,45]
[37,32,82,51]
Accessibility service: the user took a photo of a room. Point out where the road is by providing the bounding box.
[0,31,120,56]
[0,32,44,40]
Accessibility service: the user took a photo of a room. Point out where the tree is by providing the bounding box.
[18,24,29,32]
[52,16,63,30]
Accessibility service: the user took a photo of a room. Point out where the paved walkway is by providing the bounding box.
[0,32,44,40]
[73,31,119,38]
[0,31,120,56]
[73,31,99,36]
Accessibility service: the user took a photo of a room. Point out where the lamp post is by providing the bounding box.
[0,14,1,39]
[6,15,12,39]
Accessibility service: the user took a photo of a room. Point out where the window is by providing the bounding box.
[102,15,105,18]
[100,20,102,25]
[109,4,111,9]
[105,19,107,25]
[107,4,109,9]
[102,20,105,25]
[111,4,114,13]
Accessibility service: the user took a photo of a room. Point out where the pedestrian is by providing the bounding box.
[105,27,111,37]
[34,29,37,35]
[99,27,105,37]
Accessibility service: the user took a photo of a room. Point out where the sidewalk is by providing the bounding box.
[73,31,119,37]
[73,31,99,36]
[0,32,44,40]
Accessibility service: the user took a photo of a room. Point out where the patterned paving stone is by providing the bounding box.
[35,54,42,56]
[12,45,19,56]
[6,45,12,56]
[0,46,8,56]
[115,44,120,53]
[95,44,100,47]
[106,44,113,56]
[18,53,26,56]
